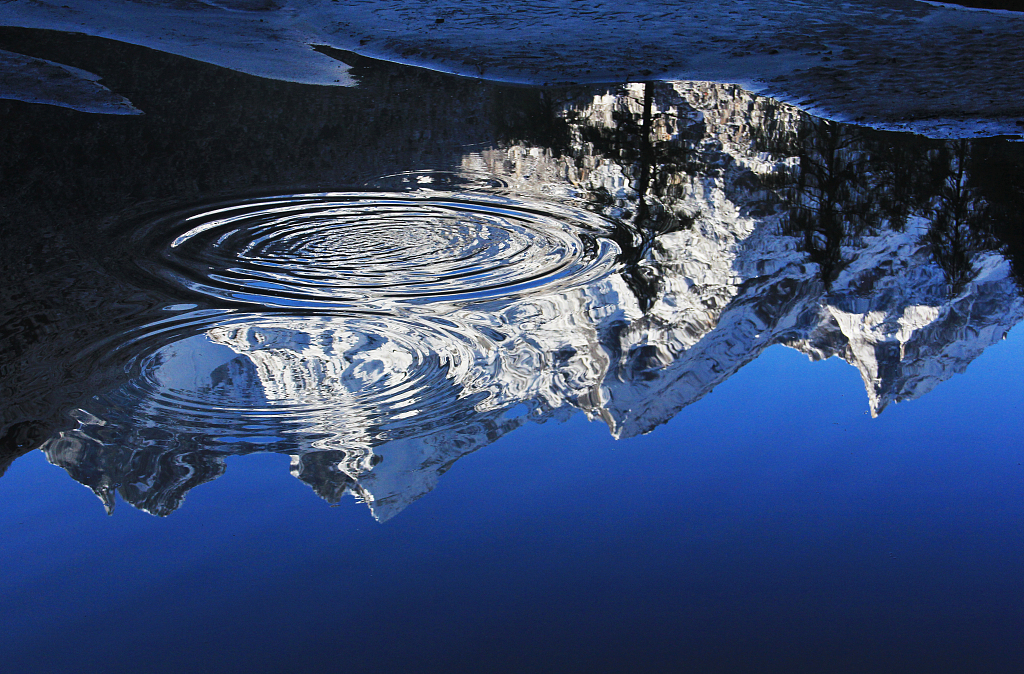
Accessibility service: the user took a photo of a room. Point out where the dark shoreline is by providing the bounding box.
[928,0,1024,10]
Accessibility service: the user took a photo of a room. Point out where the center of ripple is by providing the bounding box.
[146,193,618,309]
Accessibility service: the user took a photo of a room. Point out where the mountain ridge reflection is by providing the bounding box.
[7,74,1024,519]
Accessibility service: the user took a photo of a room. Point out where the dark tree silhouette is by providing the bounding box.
[782,119,875,288]
[918,140,997,292]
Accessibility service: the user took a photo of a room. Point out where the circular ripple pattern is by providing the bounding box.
[146,192,618,309]
[85,311,490,445]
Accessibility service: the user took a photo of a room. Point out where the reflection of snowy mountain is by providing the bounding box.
[42,82,1024,519]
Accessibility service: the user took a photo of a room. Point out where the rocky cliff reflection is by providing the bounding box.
[6,68,1024,519]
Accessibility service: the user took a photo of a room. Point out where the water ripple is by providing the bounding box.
[138,192,618,310]
[81,311,494,449]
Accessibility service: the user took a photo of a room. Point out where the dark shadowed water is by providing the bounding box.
[1,29,1023,674]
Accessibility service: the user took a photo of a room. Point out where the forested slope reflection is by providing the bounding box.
[2,40,1022,518]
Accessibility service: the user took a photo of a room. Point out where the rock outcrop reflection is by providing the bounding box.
[22,79,1024,519]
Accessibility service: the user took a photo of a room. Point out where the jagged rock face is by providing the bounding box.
[40,81,1024,519]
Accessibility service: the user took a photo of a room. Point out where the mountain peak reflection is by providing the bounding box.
[5,76,1022,519]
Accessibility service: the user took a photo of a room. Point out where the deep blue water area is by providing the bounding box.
[2,28,1023,674]
[3,338,1022,672]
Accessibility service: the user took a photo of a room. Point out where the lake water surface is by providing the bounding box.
[1,28,1023,673]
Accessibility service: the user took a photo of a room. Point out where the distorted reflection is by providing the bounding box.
[4,66,1023,519]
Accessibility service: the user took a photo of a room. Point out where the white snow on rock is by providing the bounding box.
[0,48,141,113]
[2,0,1023,136]
[1,0,355,86]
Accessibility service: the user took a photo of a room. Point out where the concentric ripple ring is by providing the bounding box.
[139,192,619,309]
[83,311,490,445]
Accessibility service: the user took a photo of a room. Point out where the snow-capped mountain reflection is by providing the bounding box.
[40,81,1024,519]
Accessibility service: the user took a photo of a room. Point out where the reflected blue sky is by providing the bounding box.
[3,328,1021,672]
[2,28,1024,673]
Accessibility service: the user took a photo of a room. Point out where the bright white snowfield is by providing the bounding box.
[1,0,1023,138]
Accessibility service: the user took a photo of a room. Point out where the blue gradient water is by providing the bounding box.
[3,334,1021,673]
[2,32,1024,674]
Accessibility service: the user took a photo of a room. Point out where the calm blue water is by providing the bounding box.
[2,337,1022,672]
[2,30,1023,674]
